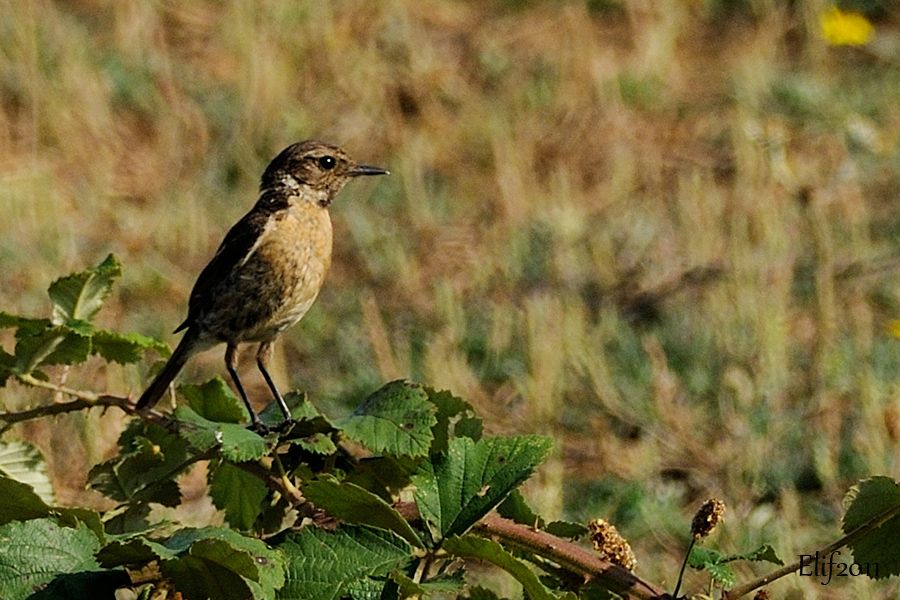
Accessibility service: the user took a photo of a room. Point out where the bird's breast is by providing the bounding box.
[235,203,333,341]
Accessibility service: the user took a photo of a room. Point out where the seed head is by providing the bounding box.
[691,498,726,539]
[588,518,636,571]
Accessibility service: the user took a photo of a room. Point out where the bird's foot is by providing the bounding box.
[248,420,272,435]
[274,418,296,434]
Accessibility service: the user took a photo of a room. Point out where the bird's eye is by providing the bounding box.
[318,156,336,170]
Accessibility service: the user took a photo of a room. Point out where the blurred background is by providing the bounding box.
[1,0,898,596]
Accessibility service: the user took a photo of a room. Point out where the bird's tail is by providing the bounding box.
[136,331,202,410]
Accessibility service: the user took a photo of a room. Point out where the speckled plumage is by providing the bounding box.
[136,141,388,426]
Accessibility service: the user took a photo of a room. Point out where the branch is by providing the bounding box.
[475,515,670,599]
[0,373,166,433]
[724,500,900,599]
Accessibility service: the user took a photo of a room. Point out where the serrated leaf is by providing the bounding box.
[0,475,51,525]
[88,421,189,506]
[180,377,247,424]
[0,518,101,600]
[260,391,329,427]
[465,586,506,600]
[392,569,466,597]
[55,507,105,542]
[0,441,55,505]
[14,323,91,372]
[426,387,481,453]
[444,535,565,600]
[102,504,152,535]
[277,525,412,600]
[688,546,724,568]
[345,456,421,502]
[162,526,284,596]
[174,405,268,462]
[303,478,423,547]
[48,254,121,324]
[705,562,737,588]
[97,536,179,567]
[688,546,738,589]
[842,476,900,578]
[412,435,553,540]
[544,520,589,540]
[92,329,169,364]
[209,460,268,531]
[734,544,783,565]
[163,555,254,600]
[341,381,437,457]
[497,489,544,528]
[260,392,338,454]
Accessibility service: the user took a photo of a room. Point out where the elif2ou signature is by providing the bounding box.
[798,550,879,585]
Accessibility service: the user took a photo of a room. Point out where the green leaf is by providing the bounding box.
[412,435,553,540]
[260,391,328,426]
[688,546,737,589]
[208,460,268,531]
[344,456,421,502]
[341,381,437,457]
[497,489,544,528]
[733,544,784,565]
[161,526,285,598]
[0,518,101,600]
[0,475,51,525]
[88,421,189,506]
[544,520,589,540]
[392,569,466,597]
[464,586,505,600]
[174,405,268,462]
[97,536,179,567]
[163,555,254,600]
[277,525,412,600]
[0,440,55,505]
[303,477,423,547]
[842,476,900,578]
[92,329,169,364]
[180,377,248,424]
[261,392,338,454]
[14,322,91,372]
[426,387,482,453]
[48,254,121,324]
[444,535,566,600]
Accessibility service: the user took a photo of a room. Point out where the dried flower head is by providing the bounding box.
[691,498,726,539]
[588,518,637,571]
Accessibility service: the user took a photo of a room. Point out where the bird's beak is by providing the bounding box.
[349,164,390,177]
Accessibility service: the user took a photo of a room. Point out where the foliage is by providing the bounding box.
[0,226,898,598]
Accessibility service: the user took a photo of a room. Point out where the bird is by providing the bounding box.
[136,140,388,428]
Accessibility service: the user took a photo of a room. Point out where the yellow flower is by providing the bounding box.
[820,6,874,46]
[888,320,900,339]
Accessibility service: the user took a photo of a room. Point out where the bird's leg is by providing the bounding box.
[225,342,262,428]
[257,341,293,424]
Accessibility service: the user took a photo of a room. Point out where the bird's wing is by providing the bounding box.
[174,208,269,333]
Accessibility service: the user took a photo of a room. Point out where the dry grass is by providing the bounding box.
[1,0,899,596]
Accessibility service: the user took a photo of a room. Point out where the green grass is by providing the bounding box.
[1,1,898,597]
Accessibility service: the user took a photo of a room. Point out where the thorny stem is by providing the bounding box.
[474,514,669,599]
[724,500,900,599]
[672,536,696,599]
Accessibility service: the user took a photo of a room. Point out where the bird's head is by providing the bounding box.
[260,140,388,207]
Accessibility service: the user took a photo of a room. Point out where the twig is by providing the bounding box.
[475,515,670,599]
[672,536,696,598]
[724,501,900,599]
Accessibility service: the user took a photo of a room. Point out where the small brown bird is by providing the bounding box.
[136,140,388,427]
